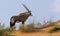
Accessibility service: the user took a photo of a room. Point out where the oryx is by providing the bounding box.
[10,4,32,28]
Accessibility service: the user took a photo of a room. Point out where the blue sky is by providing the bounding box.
[0,0,60,27]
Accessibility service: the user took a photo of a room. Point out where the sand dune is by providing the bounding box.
[10,20,60,36]
[10,30,60,36]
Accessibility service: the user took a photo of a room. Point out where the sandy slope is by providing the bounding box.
[10,30,60,36]
[10,20,60,36]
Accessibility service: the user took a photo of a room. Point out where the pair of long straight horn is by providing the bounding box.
[22,3,30,12]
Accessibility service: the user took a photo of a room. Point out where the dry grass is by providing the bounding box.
[19,22,39,33]
[0,28,15,36]
[48,25,60,33]
[0,19,60,36]
[0,23,15,36]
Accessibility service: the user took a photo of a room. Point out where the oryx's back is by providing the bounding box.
[11,12,30,22]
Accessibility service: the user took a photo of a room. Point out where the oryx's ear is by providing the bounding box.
[22,3,30,12]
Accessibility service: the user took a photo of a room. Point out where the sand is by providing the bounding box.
[10,20,60,36]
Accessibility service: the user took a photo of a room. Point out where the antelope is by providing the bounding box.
[10,4,32,28]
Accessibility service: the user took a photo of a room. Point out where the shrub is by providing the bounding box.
[0,28,15,36]
[0,23,15,36]
[19,22,36,33]
[0,30,4,36]
[48,25,60,33]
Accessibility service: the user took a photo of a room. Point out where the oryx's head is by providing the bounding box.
[22,3,32,16]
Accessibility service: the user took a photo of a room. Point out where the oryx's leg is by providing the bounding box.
[22,21,24,26]
[10,17,16,28]
[10,21,13,28]
[22,21,25,29]
[10,20,16,29]
[10,21,16,32]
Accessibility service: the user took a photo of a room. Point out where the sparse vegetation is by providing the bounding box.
[0,17,60,36]
[0,23,15,36]
[0,28,15,36]
[19,22,38,33]
[48,25,60,33]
